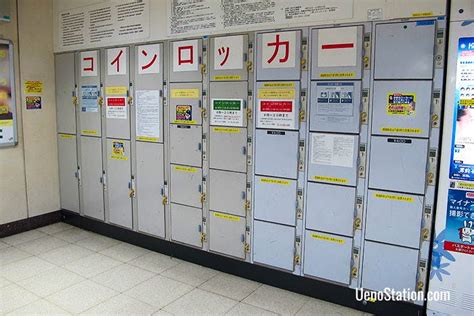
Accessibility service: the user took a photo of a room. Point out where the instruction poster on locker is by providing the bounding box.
[444,189,474,255]
[257,83,296,130]
[316,82,354,121]
[210,99,244,127]
[450,37,474,182]
[0,41,15,146]
[81,85,99,112]
[311,133,354,168]
[106,97,127,119]
[136,90,161,142]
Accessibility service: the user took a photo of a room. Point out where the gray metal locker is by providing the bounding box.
[306,182,356,237]
[209,127,247,173]
[58,134,79,213]
[255,129,299,179]
[210,34,248,82]
[77,50,101,137]
[80,136,104,220]
[372,80,433,138]
[311,25,363,80]
[170,164,202,208]
[362,241,419,292]
[366,190,423,249]
[209,169,246,217]
[209,81,247,127]
[253,220,295,271]
[55,53,76,134]
[254,176,297,226]
[209,211,246,259]
[170,203,202,248]
[169,82,202,125]
[369,136,428,195]
[310,81,361,134]
[303,230,353,285]
[169,39,202,82]
[256,30,301,81]
[104,47,130,140]
[136,142,165,238]
[374,21,435,80]
[106,139,132,229]
[169,124,202,167]
[308,133,359,187]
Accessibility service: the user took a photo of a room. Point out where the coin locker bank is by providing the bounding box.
[46,0,472,315]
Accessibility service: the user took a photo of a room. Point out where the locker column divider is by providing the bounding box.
[130,44,137,232]
[100,47,108,224]
[202,36,210,252]
[163,41,171,241]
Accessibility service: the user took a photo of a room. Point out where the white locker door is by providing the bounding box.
[171,203,202,248]
[55,53,76,134]
[209,127,247,173]
[170,124,202,167]
[170,165,202,208]
[80,136,104,221]
[209,169,246,217]
[58,134,79,213]
[209,211,246,259]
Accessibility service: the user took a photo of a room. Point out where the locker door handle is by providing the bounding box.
[99,176,103,184]
[241,191,246,199]
[198,225,202,233]
[198,143,202,151]
[198,184,202,193]
[241,234,245,243]
[242,146,246,155]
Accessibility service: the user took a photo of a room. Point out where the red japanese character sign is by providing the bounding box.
[261,31,297,69]
[81,51,98,77]
[213,35,244,70]
[107,47,127,75]
[317,26,358,67]
[173,40,198,72]
[138,44,160,74]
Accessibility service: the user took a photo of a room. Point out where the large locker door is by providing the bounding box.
[369,136,428,194]
[170,165,202,208]
[253,220,295,271]
[209,169,246,217]
[209,211,246,259]
[104,47,130,140]
[136,142,165,238]
[171,204,202,247]
[55,53,76,134]
[170,39,202,83]
[106,139,132,229]
[255,129,299,179]
[362,241,419,292]
[210,35,248,82]
[303,230,353,285]
[80,136,104,220]
[169,83,202,125]
[77,51,101,137]
[58,134,79,213]
[209,127,247,173]
[209,81,247,127]
[374,21,435,80]
[169,125,202,167]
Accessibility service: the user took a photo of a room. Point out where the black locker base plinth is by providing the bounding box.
[61,209,424,316]
[0,210,62,238]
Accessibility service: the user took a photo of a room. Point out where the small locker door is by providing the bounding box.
[209,127,247,173]
[254,176,297,226]
[77,50,101,137]
[209,169,246,217]
[170,165,202,208]
[304,230,353,285]
[308,133,359,186]
[169,83,202,125]
[170,124,202,167]
[256,30,301,81]
[374,21,435,80]
[55,53,76,134]
[170,39,202,82]
[209,81,247,127]
[372,80,433,138]
[106,139,132,229]
[362,241,419,292]
[255,129,299,179]
[58,134,79,213]
[306,182,356,237]
[311,25,364,80]
[210,34,248,82]
[80,136,104,220]
[171,203,202,248]
[366,190,424,249]
[136,142,165,238]
[309,81,361,134]
[104,47,130,140]
[209,211,246,259]
[253,220,295,271]
[369,136,428,195]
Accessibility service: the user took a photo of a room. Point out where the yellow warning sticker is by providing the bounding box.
[106,86,127,95]
[457,182,474,190]
[213,127,240,133]
[459,99,474,106]
[0,119,13,127]
[174,166,198,173]
[258,88,295,99]
[213,212,241,221]
[171,89,200,99]
[262,82,295,88]
[374,193,414,203]
[260,178,290,185]
[313,176,348,184]
[59,134,75,139]
[24,80,43,94]
[311,233,345,244]
[381,127,422,134]
[213,75,241,81]
[412,11,433,17]
[110,140,128,161]
[319,72,355,78]
[81,130,98,135]
[136,136,159,142]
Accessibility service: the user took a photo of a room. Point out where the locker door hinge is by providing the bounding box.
[299,90,306,122]
[201,217,207,243]
[296,188,303,220]
[351,247,360,279]
[301,38,308,71]
[246,136,253,166]
[247,90,253,121]
[421,205,432,241]
[72,96,78,106]
[247,42,254,72]
[417,259,428,292]
[294,235,302,266]
[431,90,441,128]
[363,33,371,70]
[354,195,363,230]
[427,148,437,186]
[244,243,250,253]
[128,96,133,106]
[98,96,104,107]
[298,140,305,171]
[358,143,367,178]
[200,63,207,74]
[201,107,207,119]
[361,89,369,125]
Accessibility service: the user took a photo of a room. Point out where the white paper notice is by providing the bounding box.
[107,47,127,75]
[311,133,355,168]
[318,26,358,67]
[106,97,127,119]
[210,98,244,127]
[80,51,98,77]
[138,44,161,74]
[214,35,244,70]
[136,90,161,141]
[262,31,297,69]
[173,40,199,72]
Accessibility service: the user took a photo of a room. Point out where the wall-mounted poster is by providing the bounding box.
[0,40,17,147]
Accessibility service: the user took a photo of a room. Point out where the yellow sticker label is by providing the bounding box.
[412,11,433,17]
[213,212,241,221]
[457,182,474,190]
[136,136,159,142]
[59,134,75,139]
[387,93,416,116]
[171,89,200,99]
[213,75,241,81]
[262,82,295,88]
[374,193,414,203]
[173,120,197,125]
[81,130,98,135]
[260,178,290,185]
[106,86,127,95]
[24,80,43,94]
[319,72,355,78]
[314,176,348,184]
[0,119,13,127]
[459,99,474,106]
[381,127,422,134]
[110,140,128,160]
[212,127,240,133]
[258,88,295,99]
[0,91,8,101]
[174,166,198,173]
[0,105,9,114]
[311,233,345,244]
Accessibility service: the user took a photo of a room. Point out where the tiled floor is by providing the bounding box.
[0,223,369,315]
